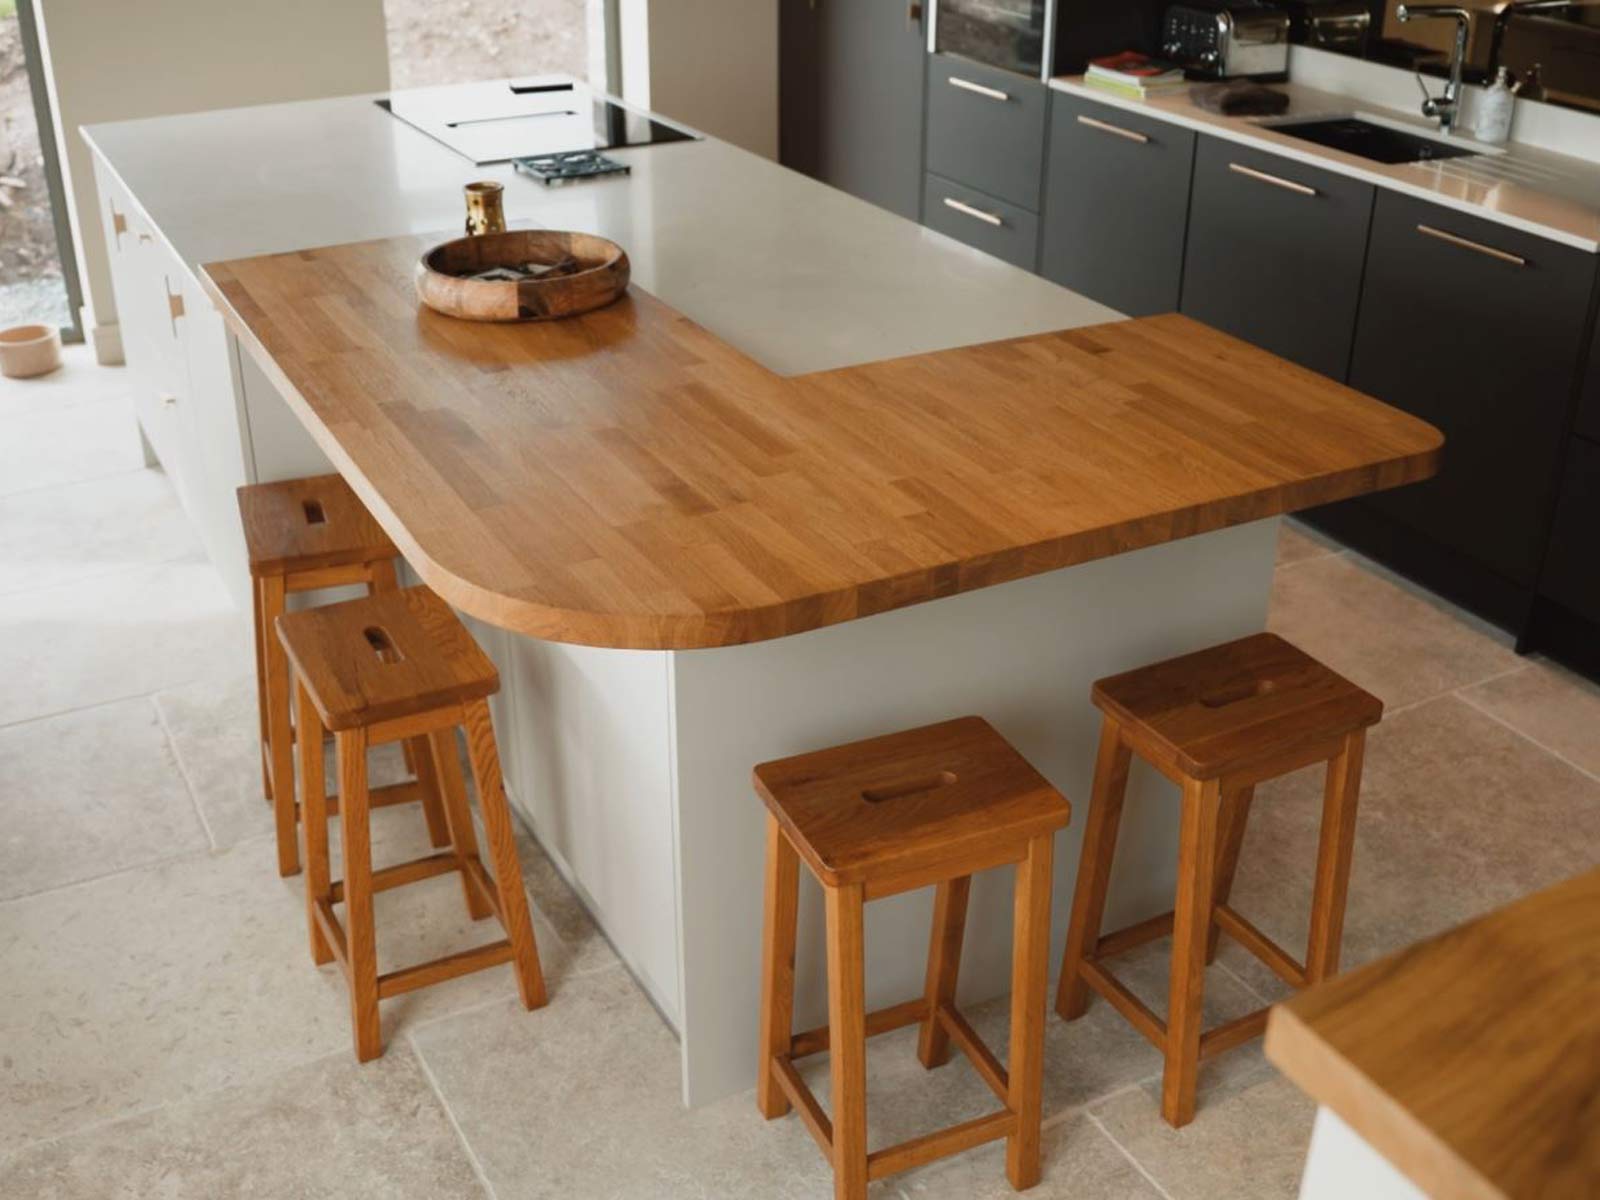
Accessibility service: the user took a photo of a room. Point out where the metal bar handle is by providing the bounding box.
[942,197,1004,227]
[1228,162,1318,196]
[1416,223,1527,267]
[1077,115,1150,144]
[949,76,1011,102]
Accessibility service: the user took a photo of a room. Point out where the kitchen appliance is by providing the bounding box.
[1268,0,1373,53]
[930,0,1051,78]
[1161,1,1292,78]
[382,77,695,166]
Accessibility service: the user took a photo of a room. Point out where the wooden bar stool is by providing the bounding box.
[1055,633,1381,1128]
[754,717,1071,1199]
[238,473,448,877]
[276,584,546,1062]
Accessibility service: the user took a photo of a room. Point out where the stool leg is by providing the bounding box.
[1056,719,1131,1020]
[403,729,452,851]
[825,882,868,1200]
[757,814,801,1118]
[1206,785,1255,964]
[1006,833,1055,1190]
[251,577,271,805]
[1305,730,1366,984]
[1163,776,1221,1128]
[424,727,494,921]
[298,680,333,966]
[337,727,383,1062]
[463,699,547,1011]
[916,875,971,1069]
[262,574,299,877]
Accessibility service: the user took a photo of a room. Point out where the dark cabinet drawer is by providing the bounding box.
[1351,191,1595,587]
[1180,137,1374,379]
[925,56,1047,210]
[922,172,1040,270]
[1578,295,1600,442]
[1041,92,1196,316]
[1541,437,1600,622]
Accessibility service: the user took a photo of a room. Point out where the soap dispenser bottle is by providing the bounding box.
[1477,66,1516,145]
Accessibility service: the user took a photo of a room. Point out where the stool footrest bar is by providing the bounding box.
[1199,1007,1270,1061]
[935,1003,1009,1102]
[866,1109,1017,1181]
[313,898,351,982]
[303,780,425,818]
[772,1055,834,1156]
[1096,910,1175,958]
[1079,959,1167,1050]
[377,938,514,999]
[790,998,928,1059]
[1213,904,1308,989]
[330,850,465,902]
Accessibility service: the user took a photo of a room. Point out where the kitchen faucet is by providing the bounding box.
[1396,4,1473,134]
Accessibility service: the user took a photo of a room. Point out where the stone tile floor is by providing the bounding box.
[2,348,1597,1198]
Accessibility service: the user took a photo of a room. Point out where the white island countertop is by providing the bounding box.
[83,84,1122,379]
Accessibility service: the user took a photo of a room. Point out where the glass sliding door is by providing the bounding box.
[0,0,83,340]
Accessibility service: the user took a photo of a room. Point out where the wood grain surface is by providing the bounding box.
[205,232,1442,649]
[1266,868,1600,1200]
[414,230,629,323]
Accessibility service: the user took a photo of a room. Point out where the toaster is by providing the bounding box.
[1161,1,1291,80]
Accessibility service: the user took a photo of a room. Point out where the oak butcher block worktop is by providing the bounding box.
[204,232,1441,648]
[1266,868,1600,1200]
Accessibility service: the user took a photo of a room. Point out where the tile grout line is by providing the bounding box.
[0,669,247,734]
[405,1030,502,1200]
[1455,687,1600,787]
[149,693,222,853]
[0,462,159,505]
[0,550,209,604]
[0,843,216,910]
[1084,1110,1179,1200]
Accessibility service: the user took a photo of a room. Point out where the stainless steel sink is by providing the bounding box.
[1264,116,1481,164]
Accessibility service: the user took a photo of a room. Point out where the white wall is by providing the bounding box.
[32,0,390,361]
[619,0,779,159]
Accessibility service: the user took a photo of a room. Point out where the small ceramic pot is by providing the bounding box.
[0,324,63,379]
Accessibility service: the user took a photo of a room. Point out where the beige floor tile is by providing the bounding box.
[1269,553,1520,709]
[897,1113,1164,1198]
[152,673,267,848]
[0,1047,484,1199]
[0,348,133,421]
[0,470,199,597]
[1459,660,1600,781]
[411,967,871,1199]
[0,559,251,727]
[1091,1069,1316,1200]
[0,395,146,498]
[0,697,209,901]
[1217,695,1600,1001]
[1274,520,1340,568]
[0,812,572,1155]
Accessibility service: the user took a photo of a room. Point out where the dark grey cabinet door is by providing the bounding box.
[1577,295,1600,442]
[924,56,1048,210]
[1541,437,1600,622]
[1041,92,1196,316]
[779,0,927,222]
[1180,137,1374,379]
[1351,191,1596,587]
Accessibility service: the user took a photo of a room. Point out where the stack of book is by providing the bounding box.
[1083,52,1188,101]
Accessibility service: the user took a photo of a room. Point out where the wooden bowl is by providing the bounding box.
[0,323,62,379]
[415,230,630,323]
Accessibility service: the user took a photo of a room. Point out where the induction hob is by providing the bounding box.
[380,76,696,166]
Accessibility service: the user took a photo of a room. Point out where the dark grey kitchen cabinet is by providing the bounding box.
[779,0,927,221]
[1041,92,1196,316]
[1180,136,1374,379]
[1349,191,1597,589]
[1577,298,1600,442]
[923,172,1040,270]
[1541,437,1600,624]
[925,56,1048,211]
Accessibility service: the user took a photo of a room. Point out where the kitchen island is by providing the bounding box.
[84,80,1439,1105]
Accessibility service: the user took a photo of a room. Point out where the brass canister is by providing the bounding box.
[464,181,507,237]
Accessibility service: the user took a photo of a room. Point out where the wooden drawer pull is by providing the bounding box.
[1416,223,1527,267]
[942,197,1004,227]
[949,76,1010,102]
[110,205,128,245]
[1077,115,1149,144]
[165,278,185,337]
[1228,162,1318,197]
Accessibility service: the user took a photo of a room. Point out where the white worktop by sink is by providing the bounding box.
[83,88,1121,379]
